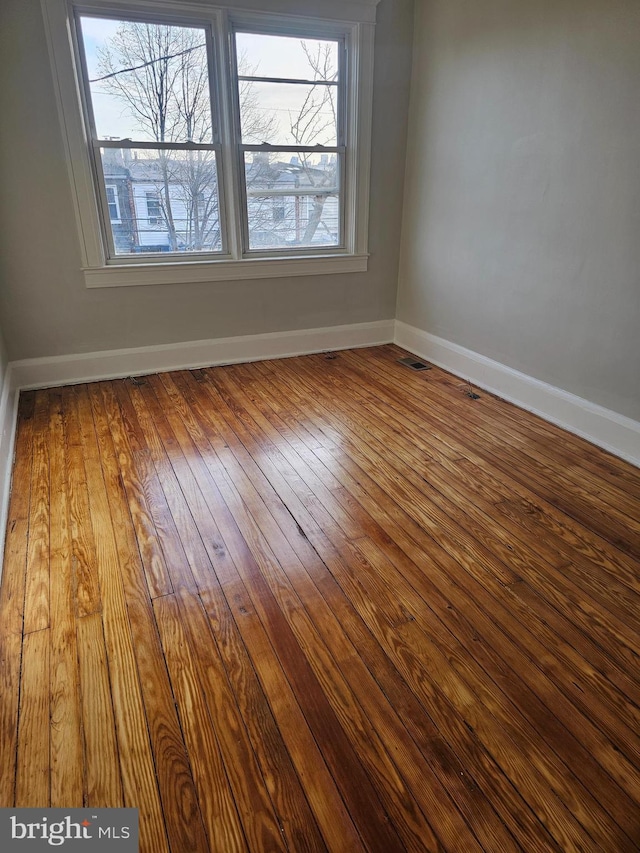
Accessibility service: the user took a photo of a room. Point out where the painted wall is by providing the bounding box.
[0,321,12,539]
[398,0,640,421]
[0,0,413,360]
[0,324,7,404]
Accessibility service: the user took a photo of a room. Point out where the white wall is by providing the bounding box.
[398,0,640,422]
[0,0,414,361]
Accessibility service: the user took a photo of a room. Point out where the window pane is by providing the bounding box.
[240,81,337,146]
[79,17,213,143]
[100,147,222,254]
[244,151,340,250]
[236,33,339,82]
[237,32,339,146]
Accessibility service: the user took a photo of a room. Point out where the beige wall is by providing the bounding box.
[0,324,7,398]
[398,0,640,421]
[0,0,414,360]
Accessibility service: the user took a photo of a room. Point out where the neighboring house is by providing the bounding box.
[102,148,339,255]
[245,152,340,250]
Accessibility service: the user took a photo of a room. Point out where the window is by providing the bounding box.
[237,32,342,252]
[105,185,120,221]
[78,14,223,258]
[145,193,163,228]
[42,0,380,286]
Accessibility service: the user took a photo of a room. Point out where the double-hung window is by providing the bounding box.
[42,0,380,287]
[236,31,342,253]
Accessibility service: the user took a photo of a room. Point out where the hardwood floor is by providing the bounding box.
[1,344,639,851]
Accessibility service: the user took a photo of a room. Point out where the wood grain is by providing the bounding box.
[23,390,50,634]
[1,347,638,851]
[76,612,124,807]
[88,381,208,853]
[0,392,34,807]
[74,384,170,853]
[201,362,636,852]
[15,628,50,807]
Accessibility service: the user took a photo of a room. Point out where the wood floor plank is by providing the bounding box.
[116,380,213,595]
[77,612,124,807]
[15,628,50,807]
[312,352,637,627]
[153,593,242,853]
[155,583,286,853]
[48,390,84,807]
[388,343,640,501]
[308,356,634,724]
[61,385,102,619]
[1,348,639,852]
[98,382,172,600]
[23,389,50,635]
[88,381,209,853]
[318,432,638,754]
[0,393,34,807]
[192,584,330,853]
[74,384,170,853]
[0,570,25,808]
[355,535,640,841]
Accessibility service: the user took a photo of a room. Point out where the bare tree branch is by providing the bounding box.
[89,42,205,83]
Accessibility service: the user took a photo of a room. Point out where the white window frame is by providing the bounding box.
[41,0,380,288]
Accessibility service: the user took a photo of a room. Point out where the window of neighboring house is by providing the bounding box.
[145,193,163,227]
[105,185,120,222]
[42,0,379,286]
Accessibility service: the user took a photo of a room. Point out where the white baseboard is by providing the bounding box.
[0,365,20,575]
[11,319,395,391]
[394,321,640,468]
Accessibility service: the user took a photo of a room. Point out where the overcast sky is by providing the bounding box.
[80,15,338,146]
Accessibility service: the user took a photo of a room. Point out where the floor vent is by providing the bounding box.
[398,357,432,371]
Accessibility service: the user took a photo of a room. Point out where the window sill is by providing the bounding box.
[83,253,369,288]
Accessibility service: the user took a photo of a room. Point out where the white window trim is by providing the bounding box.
[41,0,380,287]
